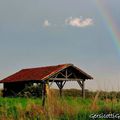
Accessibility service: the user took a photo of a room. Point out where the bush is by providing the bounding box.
[17,84,42,98]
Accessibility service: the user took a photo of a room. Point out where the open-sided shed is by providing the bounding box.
[0,64,93,98]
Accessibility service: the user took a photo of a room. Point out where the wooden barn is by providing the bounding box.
[0,64,93,98]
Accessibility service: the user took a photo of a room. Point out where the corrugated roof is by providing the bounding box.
[0,64,93,83]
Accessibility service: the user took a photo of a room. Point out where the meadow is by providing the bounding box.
[0,89,120,120]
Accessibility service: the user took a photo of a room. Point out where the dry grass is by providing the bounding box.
[0,89,120,120]
[91,91,100,111]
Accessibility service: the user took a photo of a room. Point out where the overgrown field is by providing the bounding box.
[0,90,120,120]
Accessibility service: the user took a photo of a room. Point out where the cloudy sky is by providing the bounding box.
[0,0,120,91]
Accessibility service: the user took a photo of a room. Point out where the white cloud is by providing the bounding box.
[43,20,51,27]
[65,17,93,27]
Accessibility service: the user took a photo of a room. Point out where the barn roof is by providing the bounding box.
[0,64,93,83]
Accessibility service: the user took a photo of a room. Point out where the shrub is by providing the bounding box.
[17,84,42,98]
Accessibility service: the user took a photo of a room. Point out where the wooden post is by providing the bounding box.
[59,81,63,97]
[82,79,85,98]
[60,88,62,97]
[77,79,85,98]
[42,81,46,107]
[56,81,66,97]
[3,83,6,97]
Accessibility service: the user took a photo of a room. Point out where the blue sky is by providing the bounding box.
[0,0,120,91]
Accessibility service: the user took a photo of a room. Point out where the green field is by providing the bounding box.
[0,92,120,120]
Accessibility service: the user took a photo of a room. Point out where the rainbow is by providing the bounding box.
[94,0,120,55]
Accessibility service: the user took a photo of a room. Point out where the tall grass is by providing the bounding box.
[0,89,120,120]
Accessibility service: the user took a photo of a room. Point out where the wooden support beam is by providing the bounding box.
[60,82,62,97]
[59,72,66,78]
[77,80,83,88]
[49,78,82,81]
[67,73,73,78]
[42,81,46,106]
[56,82,61,89]
[62,81,66,88]
[56,81,66,97]
[65,69,67,79]
[77,79,85,98]
[82,79,85,98]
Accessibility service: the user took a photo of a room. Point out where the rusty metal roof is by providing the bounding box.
[0,64,93,83]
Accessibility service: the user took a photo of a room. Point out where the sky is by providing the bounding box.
[0,0,120,91]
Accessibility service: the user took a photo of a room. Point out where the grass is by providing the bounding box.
[0,90,120,120]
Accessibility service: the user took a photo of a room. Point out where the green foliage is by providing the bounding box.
[17,84,42,98]
[1,89,120,119]
[60,89,120,100]
[0,96,120,120]
[1,87,120,99]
